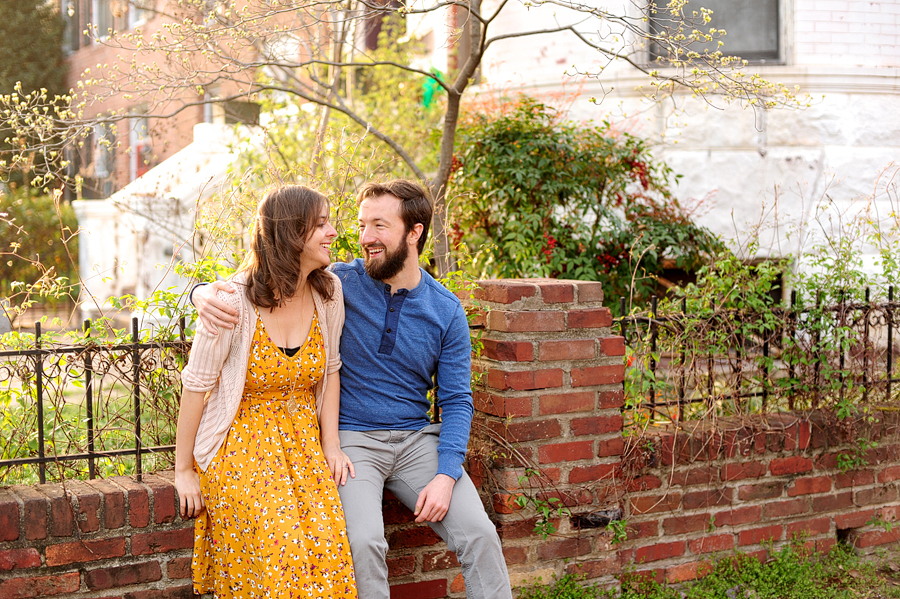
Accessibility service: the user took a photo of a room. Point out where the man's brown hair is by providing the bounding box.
[356,179,433,255]
[238,185,334,308]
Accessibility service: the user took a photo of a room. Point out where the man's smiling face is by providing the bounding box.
[358,194,409,281]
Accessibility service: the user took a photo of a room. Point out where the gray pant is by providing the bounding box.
[338,425,512,599]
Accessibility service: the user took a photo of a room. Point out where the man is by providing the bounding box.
[192,180,512,599]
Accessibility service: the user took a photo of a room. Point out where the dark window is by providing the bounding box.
[650,0,780,64]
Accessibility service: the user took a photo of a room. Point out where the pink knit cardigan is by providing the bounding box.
[180,271,345,471]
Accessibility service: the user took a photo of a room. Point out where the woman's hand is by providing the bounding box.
[174,469,206,518]
[323,442,355,487]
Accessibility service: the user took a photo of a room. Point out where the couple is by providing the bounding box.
[175,180,512,598]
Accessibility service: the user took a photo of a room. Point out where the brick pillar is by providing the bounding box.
[467,278,627,585]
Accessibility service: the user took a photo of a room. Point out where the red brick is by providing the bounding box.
[481,339,534,362]
[0,572,80,598]
[131,528,194,555]
[721,461,767,481]
[576,281,605,303]
[489,310,566,332]
[879,465,900,483]
[856,484,900,506]
[763,498,808,519]
[538,282,576,303]
[475,281,536,304]
[487,368,563,391]
[689,534,734,554]
[815,452,840,470]
[538,537,593,560]
[11,486,47,541]
[166,556,192,580]
[666,561,712,583]
[738,525,783,546]
[450,573,465,593]
[626,520,660,539]
[834,509,877,530]
[568,308,613,329]
[631,493,682,515]
[566,556,623,579]
[495,419,562,442]
[787,518,831,539]
[737,481,783,501]
[539,441,594,464]
[663,513,711,535]
[502,546,528,565]
[670,468,717,487]
[797,421,811,449]
[383,501,416,525]
[473,392,532,418]
[0,548,41,571]
[38,485,75,538]
[769,456,813,476]
[571,414,623,436]
[143,474,177,524]
[86,561,163,590]
[65,480,101,533]
[45,537,126,566]
[627,475,663,492]
[598,437,625,457]
[598,390,625,409]
[386,555,416,578]
[846,528,900,548]
[539,391,595,415]
[787,476,832,497]
[389,579,447,599]
[422,551,460,572]
[87,479,126,530]
[835,470,875,488]
[714,506,762,527]
[388,526,442,549]
[635,541,685,563]
[571,365,624,387]
[539,339,595,361]
[812,491,853,513]
[497,518,548,540]
[112,477,150,529]
[568,463,618,484]
[599,336,626,357]
[124,585,195,599]
[683,488,732,510]
[0,489,19,542]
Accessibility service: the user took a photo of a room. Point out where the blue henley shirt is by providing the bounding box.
[331,259,474,480]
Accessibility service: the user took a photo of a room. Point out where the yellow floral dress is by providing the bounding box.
[193,310,357,598]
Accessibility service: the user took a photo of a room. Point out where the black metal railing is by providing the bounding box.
[0,317,189,483]
[619,287,900,421]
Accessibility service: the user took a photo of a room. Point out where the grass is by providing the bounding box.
[519,542,900,599]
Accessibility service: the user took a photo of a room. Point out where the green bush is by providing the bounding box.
[451,96,722,307]
[0,189,78,305]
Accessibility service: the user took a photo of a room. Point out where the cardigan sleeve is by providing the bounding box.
[181,289,243,392]
[325,274,345,375]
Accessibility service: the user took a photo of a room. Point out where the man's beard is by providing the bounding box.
[364,241,408,281]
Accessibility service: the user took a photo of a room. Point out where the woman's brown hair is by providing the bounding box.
[237,185,334,308]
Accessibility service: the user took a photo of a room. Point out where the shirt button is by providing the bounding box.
[389,307,395,312]
[386,328,392,333]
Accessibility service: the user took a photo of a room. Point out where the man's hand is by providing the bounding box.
[414,474,455,523]
[194,281,239,334]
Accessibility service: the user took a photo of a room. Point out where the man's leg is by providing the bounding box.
[337,430,394,599]
[386,424,513,599]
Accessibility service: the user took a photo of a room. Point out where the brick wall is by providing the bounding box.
[0,472,194,598]
[4,278,900,597]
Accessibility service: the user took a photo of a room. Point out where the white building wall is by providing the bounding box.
[417,0,900,266]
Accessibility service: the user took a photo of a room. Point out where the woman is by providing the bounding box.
[174,185,357,598]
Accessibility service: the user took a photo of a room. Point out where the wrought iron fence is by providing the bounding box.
[619,288,900,421]
[0,317,189,484]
